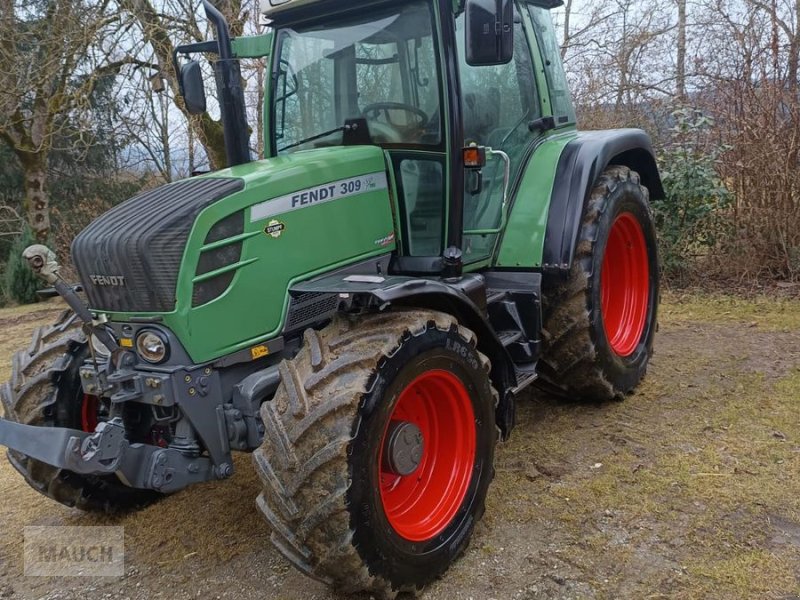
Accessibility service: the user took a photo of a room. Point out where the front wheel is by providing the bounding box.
[0,309,161,512]
[253,310,498,597]
[539,165,660,400]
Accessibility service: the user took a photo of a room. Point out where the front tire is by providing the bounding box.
[253,310,498,597]
[0,309,161,512]
[539,166,660,401]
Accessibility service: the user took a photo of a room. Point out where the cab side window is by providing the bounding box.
[528,6,576,124]
[456,9,541,263]
[455,10,540,170]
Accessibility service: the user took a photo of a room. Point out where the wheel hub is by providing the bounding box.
[382,420,424,476]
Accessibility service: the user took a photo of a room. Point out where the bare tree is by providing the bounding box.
[561,0,574,58]
[676,0,687,101]
[118,0,251,170]
[0,0,145,241]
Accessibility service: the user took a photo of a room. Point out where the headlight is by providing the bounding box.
[90,332,113,359]
[135,330,169,364]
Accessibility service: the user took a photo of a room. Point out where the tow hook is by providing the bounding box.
[64,418,128,475]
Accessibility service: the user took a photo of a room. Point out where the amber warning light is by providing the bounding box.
[463,145,486,169]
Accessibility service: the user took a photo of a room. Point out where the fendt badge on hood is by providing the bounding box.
[89,275,127,287]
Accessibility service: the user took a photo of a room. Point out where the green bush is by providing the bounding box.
[655,109,732,279]
[3,227,43,305]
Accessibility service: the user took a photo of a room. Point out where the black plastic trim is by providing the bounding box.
[373,279,517,438]
[521,0,565,8]
[291,272,518,438]
[439,0,465,265]
[390,255,445,275]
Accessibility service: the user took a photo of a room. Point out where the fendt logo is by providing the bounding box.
[89,275,126,287]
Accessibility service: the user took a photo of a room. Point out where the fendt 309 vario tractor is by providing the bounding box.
[0,0,661,595]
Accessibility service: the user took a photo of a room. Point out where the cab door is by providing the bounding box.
[455,5,543,266]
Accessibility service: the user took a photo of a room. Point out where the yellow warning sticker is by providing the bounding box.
[251,345,269,360]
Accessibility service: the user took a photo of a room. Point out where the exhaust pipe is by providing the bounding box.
[202,0,251,168]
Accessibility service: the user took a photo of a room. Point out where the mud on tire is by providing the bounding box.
[539,165,660,401]
[0,309,160,512]
[253,310,498,598]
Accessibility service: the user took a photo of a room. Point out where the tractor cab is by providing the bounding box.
[180,0,575,272]
[263,0,575,270]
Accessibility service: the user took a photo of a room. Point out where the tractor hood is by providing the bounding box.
[72,146,396,363]
[73,178,245,314]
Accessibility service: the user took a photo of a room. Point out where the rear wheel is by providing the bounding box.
[0,309,161,512]
[539,166,659,400]
[253,310,498,597]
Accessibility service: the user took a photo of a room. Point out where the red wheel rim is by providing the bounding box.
[378,370,476,542]
[81,394,100,433]
[601,212,650,357]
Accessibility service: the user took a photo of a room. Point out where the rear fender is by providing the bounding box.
[542,129,664,276]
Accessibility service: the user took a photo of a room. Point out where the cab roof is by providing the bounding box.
[260,0,562,22]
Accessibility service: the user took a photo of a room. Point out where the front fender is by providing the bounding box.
[290,273,518,438]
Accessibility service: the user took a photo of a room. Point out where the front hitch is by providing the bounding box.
[64,419,128,475]
[0,415,219,493]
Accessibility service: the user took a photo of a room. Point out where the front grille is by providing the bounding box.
[72,178,243,313]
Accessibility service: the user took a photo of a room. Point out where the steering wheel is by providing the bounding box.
[362,102,429,129]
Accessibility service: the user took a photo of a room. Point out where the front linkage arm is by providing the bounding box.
[0,416,216,493]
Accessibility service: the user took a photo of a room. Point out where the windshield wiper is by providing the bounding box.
[279,126,345,153]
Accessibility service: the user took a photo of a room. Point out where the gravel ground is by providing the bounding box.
[0,295,798,600]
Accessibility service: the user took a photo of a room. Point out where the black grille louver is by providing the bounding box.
[72,178,244,313]
[192,211,245,307]
[285,292,339,332]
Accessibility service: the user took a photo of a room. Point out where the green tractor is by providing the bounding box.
[0,0,661,595]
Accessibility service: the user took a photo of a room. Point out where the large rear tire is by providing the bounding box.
[253,310,498,597]
[0,309,161,512]
[539,166,659,401]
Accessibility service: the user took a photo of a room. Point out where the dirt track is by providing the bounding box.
[0,295,799,600]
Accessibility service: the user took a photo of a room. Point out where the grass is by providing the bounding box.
[661,290,800,330]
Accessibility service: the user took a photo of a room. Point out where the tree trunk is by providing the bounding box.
[121,0,229,170]
[789,0,800,93]
[561,0,573,59]
[18,152,50,242]
[676,0,687,102]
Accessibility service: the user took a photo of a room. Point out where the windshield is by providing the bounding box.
[272,1,442,154]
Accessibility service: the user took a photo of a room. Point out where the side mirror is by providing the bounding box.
[179,60,207,115]
[465,0,514,66]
